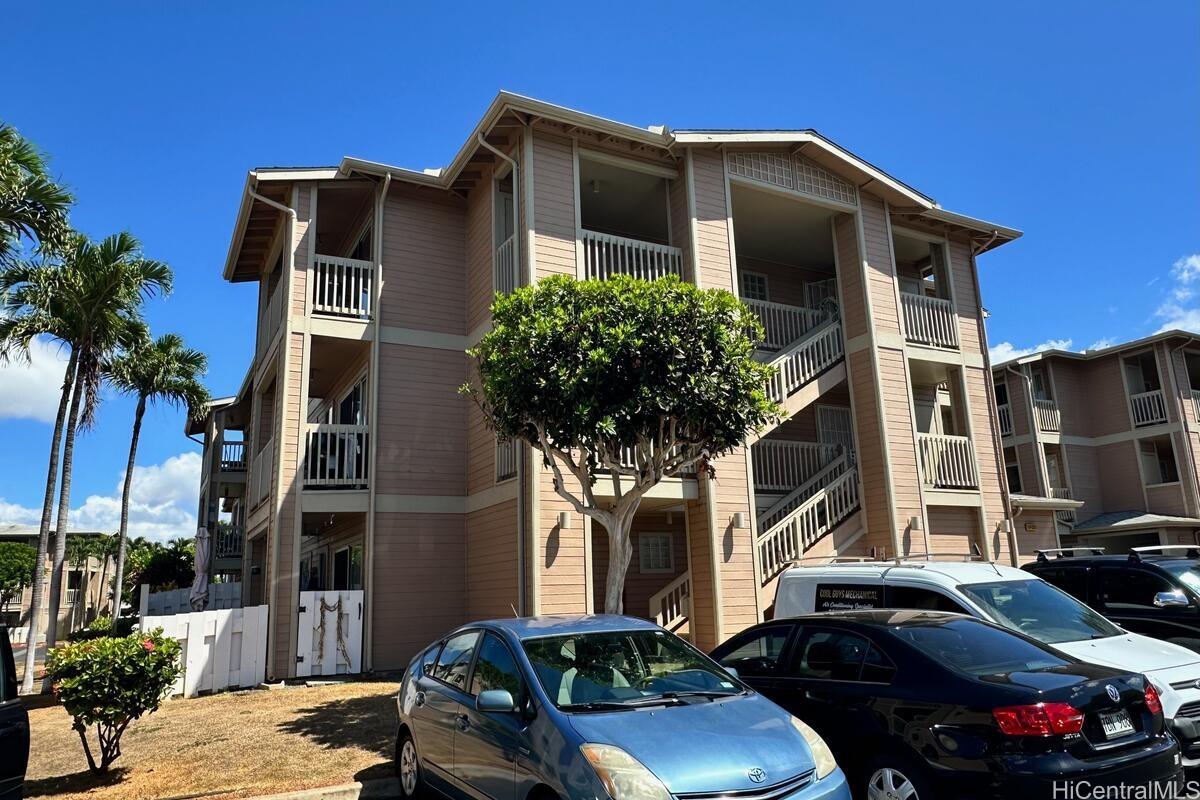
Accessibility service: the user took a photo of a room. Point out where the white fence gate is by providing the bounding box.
[297,590,363,677]
[142,605,268,698]
[139,582,242,617]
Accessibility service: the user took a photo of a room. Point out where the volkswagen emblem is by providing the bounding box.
[1106,684,1121,703]
[747,768,767,784]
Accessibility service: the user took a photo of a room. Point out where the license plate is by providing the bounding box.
[1099,709,1135,739]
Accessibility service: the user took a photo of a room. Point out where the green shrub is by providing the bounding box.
[45,629,182,773]
[67,615,137,642]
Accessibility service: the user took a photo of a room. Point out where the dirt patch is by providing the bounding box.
[25,681,400,800]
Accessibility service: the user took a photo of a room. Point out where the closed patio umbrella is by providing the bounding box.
[190,526,210,611]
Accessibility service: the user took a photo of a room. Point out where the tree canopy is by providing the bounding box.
[0,541,37,610]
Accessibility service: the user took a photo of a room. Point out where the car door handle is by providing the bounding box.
[456,714,471,731]
[414,691,426,708]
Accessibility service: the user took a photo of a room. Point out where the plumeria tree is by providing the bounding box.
[462,275,779,614]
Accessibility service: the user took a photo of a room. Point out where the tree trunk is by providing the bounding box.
[44,358,85,665]
[111,395,145,618]
[20,349,76,695]
[603,516,636,615]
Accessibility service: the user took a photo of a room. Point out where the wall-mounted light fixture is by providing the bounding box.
[732,512,746,529]
[908,516,923,531]
[558,511,572,530]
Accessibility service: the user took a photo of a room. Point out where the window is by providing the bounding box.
[1139,437,1179,485]
[419,643,442,676]
[860,643,897,683]
[892,617,1068,677]
[1096,568,1175,611]
[717,625,792,677]
[434,631,480,691]
[1005,457,1023,494]
[300,553,326,592]
[740,271,769,302]
[639,534,673,573]
[332,545,363,591]
[887,586,970,614]
[1036,566,1091,604]
[994,381,1009,407]
[790,629,870,681]
[959,579,1122,644]
[470,633,524,698]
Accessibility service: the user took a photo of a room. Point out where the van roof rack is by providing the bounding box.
[785,551,990,569]
[1129,545,1200,562]
[1035,547,1106,563]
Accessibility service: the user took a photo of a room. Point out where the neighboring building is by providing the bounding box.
[1,524,108,642]
[994,331,1200,555]
[188,91,1023,679]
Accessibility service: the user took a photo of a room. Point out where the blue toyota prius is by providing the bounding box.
[395,614,850,800]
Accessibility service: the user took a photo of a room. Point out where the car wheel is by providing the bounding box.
[396,730,422,799]
[864,755,933,800]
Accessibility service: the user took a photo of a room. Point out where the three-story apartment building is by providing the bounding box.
[190,92,1024,679]
[994,331,1200,554]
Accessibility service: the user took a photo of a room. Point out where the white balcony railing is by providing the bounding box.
[494,235,517,295]
[752,441,841,494]
[496,438,518,482]
[1192,390,1200,422]
[648,572,691,632]
[312,254,373,318]
[257,285,284,361]
[917,433,978,489]
[1130,389,1168,427]
[1049,487,1076,524]
[305,424,370,487]
[766,321,844,404]
[743,298,829,350]
[251,439,273,506]
[1033,398,1061,432]
[214,525,244,559]
[581,230,683,281]
[900,292,958,349]
[220,441,246,472]
[997,404,1013,437]
[758,468,859,585]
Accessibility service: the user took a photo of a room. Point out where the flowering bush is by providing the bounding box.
[45,628,182,773]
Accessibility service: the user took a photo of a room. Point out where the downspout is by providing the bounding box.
[476,133,528,615]
[364,172,390,671]
[249,187,296,680]
[1168,339,1200,517]
[1007,363,1050,496]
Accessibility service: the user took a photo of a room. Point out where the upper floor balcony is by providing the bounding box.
[918,433,979,489]
[900,292,958,349]
[912,367,979,490]
[581,229,682,282]
[1130,389,1168,427]
[895,228,959,350]
[312,254,373,319]
[1033,398,1061,432]
[304,423,370,488]
[997,403,1014,437]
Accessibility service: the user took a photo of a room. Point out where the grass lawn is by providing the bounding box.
[26,681,401,800]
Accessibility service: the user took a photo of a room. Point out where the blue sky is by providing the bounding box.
[1,1,1197,540]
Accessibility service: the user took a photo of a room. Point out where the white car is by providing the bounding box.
[774,560,1200,766]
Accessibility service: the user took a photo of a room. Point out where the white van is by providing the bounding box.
[774,560,1200,765]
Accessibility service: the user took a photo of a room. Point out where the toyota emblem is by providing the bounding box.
[1106,684,1121,703]
[748,768,767,784]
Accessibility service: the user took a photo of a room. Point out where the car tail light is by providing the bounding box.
[993,702,1085,736]
[1145,683,1163,716]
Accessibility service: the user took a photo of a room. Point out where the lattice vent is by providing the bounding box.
[793,155,857,205]
[727,151,793,189]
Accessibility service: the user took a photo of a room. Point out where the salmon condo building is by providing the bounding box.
[187,92,1035,679]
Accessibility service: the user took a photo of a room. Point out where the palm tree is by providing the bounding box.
[106,333,209,611]
[0,232,170,693]
[0,123,72,263]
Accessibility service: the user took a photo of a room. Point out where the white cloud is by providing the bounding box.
[989,338,1072,365]
[0,451,200,543]
[0,336,70,423]
[1087,338,1116,352]
[1154,254,1200,334]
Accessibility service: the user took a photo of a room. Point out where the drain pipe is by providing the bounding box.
[1006,363,1050,495]
[475,133,528,615]
[1168,338,1200,517]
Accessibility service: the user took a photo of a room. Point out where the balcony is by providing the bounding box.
[256,285,284,361]
[312,255,373,319]
[917,433,978,489]
[997,403,1013,437]
[581,230,682,281]
[1049,487,1076,524]
[304,423,370,488]
[1033,398,1061,433]
[250,440,273,507]
[220,441,246,472]
[494,235,517,295]
[1192,390,1200,422]
[742,298,829,351]
[900,292,958,349]
[496,438,517,482]
[752,441,841,494]
[1130,389,1168,427]
[214,525,244,559]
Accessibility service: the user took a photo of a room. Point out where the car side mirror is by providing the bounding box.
[1154,591,1190,609]
[422,662,436,677]
[723,666,739,680]
[477,689,518,713]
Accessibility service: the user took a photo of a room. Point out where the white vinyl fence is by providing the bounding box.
[297,590,363,677]
[142,605,268,698]
[139,582,242,617]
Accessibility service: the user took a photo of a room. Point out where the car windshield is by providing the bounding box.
[1160,561,1200,595]
[891,617,1069,677]
[522,629,742,710]
[960,579,1123,644]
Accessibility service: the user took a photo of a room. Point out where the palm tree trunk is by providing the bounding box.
[20,348,76,695]
[111,395,145,619]
[44,357,85,663]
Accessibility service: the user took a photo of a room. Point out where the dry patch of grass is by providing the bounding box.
[26,680,400,800]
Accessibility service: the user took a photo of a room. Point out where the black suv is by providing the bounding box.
[1023,546,1200,653]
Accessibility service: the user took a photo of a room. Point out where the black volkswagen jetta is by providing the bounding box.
[712,610,1182,800]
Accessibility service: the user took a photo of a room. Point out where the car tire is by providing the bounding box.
[395,730,423,799]
[863,753,935,800]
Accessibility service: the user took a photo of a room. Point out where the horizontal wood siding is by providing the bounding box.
[1146,482,1188,517]
[532,132,576,280]
[1096,441,1145,511]
[964,365,1010,562]
[1065,444,1102,521]
[859,193,900,337]
[690,148,734,291]
[1082,357,1133,438]
[591,512,688,619]
[879,348,925,557]
[947,236,981,354]
[1014,510,1059,559]
[686,494,717,650]
[711,448,758,637]
[926,505,981,555]
[465,172,496,334]
[465,499,519,620]
[1017,441,1043,496]
[833,215,868,340]
[536,467,587,614]
[371,512,465,671]
[669,173,692,282]
[380,185,466,334]
[847,350,891,554]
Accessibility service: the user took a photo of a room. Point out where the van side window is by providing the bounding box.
[1097,568,1175,611]
[1037,566,1091,603]
[887,586,970,614]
